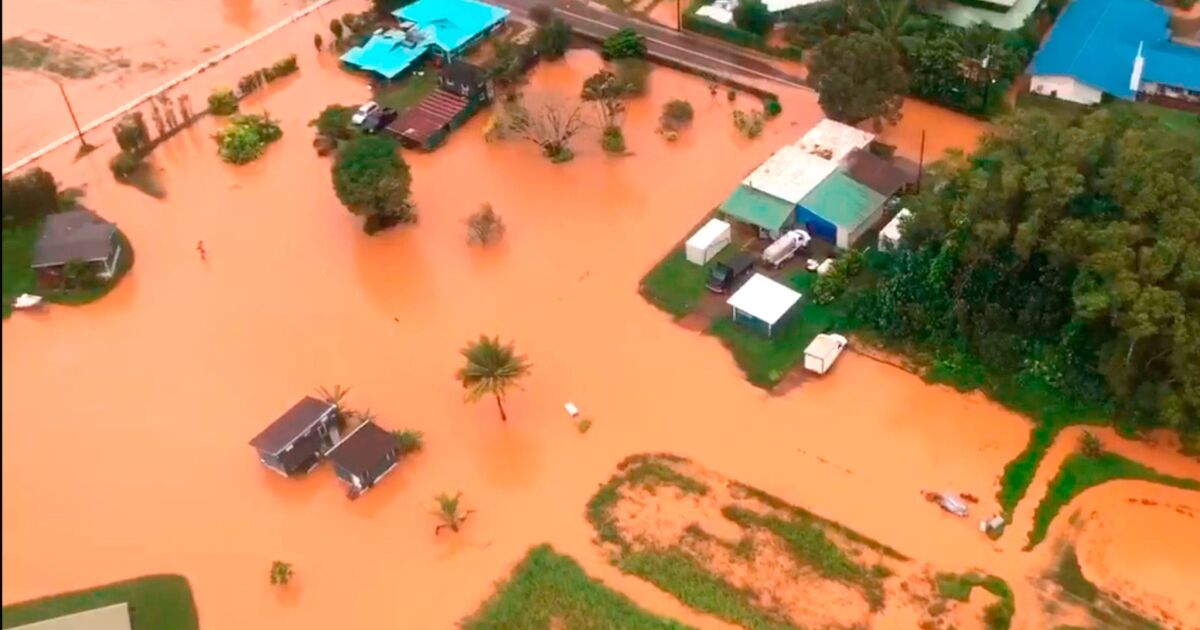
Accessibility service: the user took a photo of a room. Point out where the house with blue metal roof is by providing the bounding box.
[1029,0,1200,106]
[341,0,509,80]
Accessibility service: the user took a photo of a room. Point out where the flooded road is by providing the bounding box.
[2,11,1195,630]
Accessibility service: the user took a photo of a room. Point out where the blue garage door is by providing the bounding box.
[796,205,837,243]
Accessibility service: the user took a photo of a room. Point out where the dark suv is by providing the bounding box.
[706,252,755,293]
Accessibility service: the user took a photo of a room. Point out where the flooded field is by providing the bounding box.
[3,3,1198,628]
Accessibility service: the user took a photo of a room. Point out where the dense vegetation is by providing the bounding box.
[1,575,197,630]
[461,545,690,629]
[331,135,415,233]
[213,114,282,164]
[842,107,1200,439]
[934,573,1015,630]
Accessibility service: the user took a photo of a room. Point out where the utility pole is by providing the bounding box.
[51,77,92,151]
[916,129,925,193]
[676,0,682,32]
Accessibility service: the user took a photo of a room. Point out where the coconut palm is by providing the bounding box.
[316,384,351,407]
[432,492,474,534]
[270,560,293,586]
[455,335,531,422]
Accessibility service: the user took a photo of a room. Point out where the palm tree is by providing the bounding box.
[270,560,293,586]
[849,0,929,51]
[316,384,351,407]
[455,335,531,422]
[432,492,474,534]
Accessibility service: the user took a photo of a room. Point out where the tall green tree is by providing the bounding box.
[733,0,774,36]
[807,33,907,128]
[532,17,572,60]
[455,335,532,422]
[331,135,415,233]
[2,167,60,226]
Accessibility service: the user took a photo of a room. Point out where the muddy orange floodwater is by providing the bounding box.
[4,2,1198,628]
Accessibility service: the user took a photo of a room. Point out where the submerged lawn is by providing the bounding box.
[1026,452,1200,548]
[1,222,134,318]
[934,572,1015,630]
[0,575,197,629]
[374,69,438,112]
[461,544,690,630]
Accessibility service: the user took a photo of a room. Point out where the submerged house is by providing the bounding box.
[1029,0,1200,107]
[341,0,509,80]
[249,397,341,477]
[31,208,123,284]
[386,60,491,150]
[326,421,400,498]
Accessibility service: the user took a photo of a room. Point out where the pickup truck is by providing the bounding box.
[706,252,755,294]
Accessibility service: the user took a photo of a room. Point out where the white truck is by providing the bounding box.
[804,333,848,375]
[761,229,811,268]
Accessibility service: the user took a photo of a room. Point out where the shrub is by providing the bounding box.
[207,89,239,116]
[1078,431,1102,458]
[213,114,283,164]
[466,204,505,244]
[662,129,679,142]
[532,17,572,60]
[270,561,293,586]
[660,99,694,131]
[732,109,763,138]
[109,151,141,180]
[2,167,60,226]
[601,125,626,153]
[112,112,151,153]
[310,104,355,141]
[330,19,344,40]
[601,28,646,60]
[270,54,299,79]
[764,98,782,118]
[393,429,425,455]
[237,73,262,95]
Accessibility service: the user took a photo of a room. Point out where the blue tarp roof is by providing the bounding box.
[1141,41,1200,92]
[395,0,510,55]
[340,32,429,79]
[1030,0,1171,99]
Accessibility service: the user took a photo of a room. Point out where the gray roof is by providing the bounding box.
[31,208,117,268]
[249,396,336,454]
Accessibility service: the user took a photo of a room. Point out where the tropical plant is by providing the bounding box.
[1078,431,1103,459]
[207,89,239,116]
[764,98,783,118]
[270,560,293,585]
[213,114,282,164]
[466,204,505,245]
[393,429,424,455]
[316,384,352,408]
[807,33,907,128]
[532,17,573,60]
[732,109,764,138]
[332,135,415,233]
[432,492,474,534]
[733,0,774,36]
[601,28,646,60]
[455,335,532,422]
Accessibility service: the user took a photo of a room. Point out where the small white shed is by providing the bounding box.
[878,208,912,251]
[727,273,802,337]
[804,333,847,374]
[686,218,732,265]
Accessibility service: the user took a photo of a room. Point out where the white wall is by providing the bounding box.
[1030,75,1105,105]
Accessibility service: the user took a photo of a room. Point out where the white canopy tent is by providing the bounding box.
[686,218,732,265]
[726,273,802,337]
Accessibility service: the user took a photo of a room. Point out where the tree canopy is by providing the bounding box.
[848,108,1200,434]
[733,0,774,36]
[532,16,572,60]
[806,33,907,128]
[331,135,415,233]
[601,28,646,60]
[2,167,60,226]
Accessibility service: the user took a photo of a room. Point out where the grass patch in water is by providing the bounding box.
[462,544,691,630]
[374,69,438,112]
[640,248,722,319]
[1026,452,1200,548]
[1050,546,1166,630]
[1,221,134,318]
[588,455,708,546]
[934,572,1014,630]
[1,575,197,630]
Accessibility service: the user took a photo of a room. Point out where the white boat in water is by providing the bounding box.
[12,294,43,309]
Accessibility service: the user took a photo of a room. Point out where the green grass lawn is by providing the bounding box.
[1,222,134,318]
[934,573,1015,630]
[640,246,739,319]
[1,575,197,629]
[461,544,691,630]
[374,69,439,112]
[1015,93,1200,144]
[1026,452,1200,548]
[707,273,836,388]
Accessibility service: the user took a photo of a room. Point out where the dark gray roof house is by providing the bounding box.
[327,421,399,498]
[31,208,122,277]
[842,149,913,199]
[249,397,341,477]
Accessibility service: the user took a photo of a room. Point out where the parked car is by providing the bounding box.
[351,101,380,125]
[706,252,755,293]
[361,107,398,134]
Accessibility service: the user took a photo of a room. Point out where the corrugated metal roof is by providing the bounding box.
[1030,0,1172,99]
[395,0,509,54]
[1141,41,1200,91]
[798,171,886,231]
[719,185,795,232]
[389,89,470,144]
[31,208,117,268]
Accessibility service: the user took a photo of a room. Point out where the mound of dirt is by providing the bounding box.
[2,33,128,79]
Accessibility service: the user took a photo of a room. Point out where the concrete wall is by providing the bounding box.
[1030,75,1104,105]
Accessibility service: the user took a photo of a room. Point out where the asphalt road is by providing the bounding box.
[492,0,808,89]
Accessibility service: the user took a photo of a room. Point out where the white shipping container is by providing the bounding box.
[685,219,732,265]
[804,333,848,374]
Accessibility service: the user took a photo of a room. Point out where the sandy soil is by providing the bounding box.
[2,5,1197,629]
